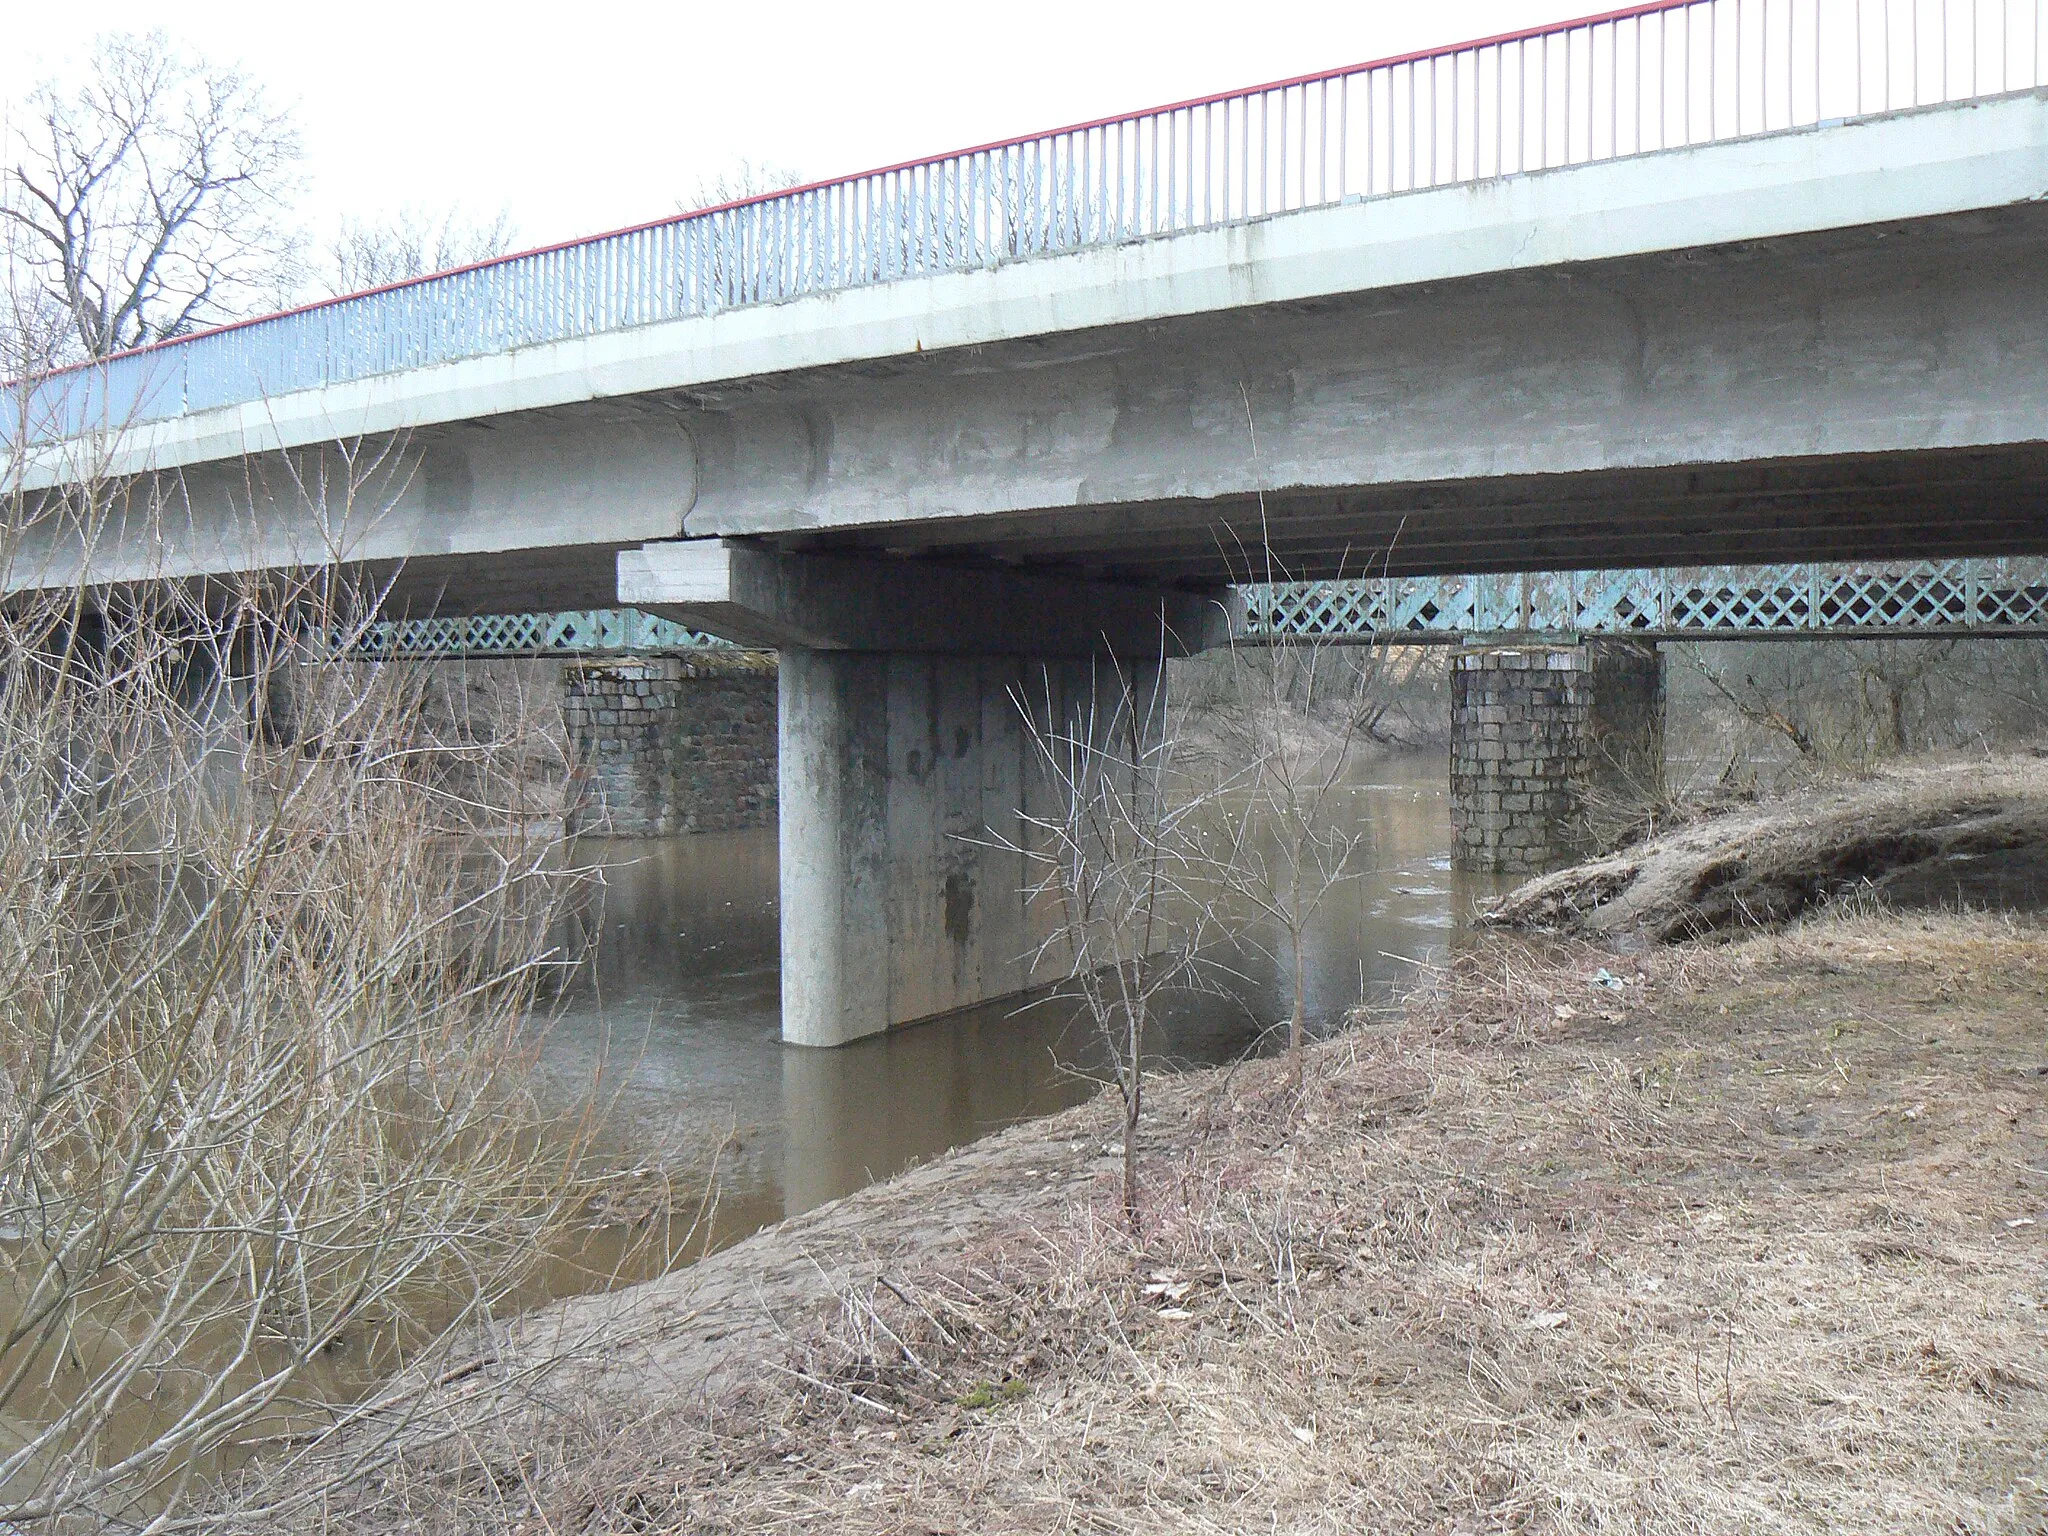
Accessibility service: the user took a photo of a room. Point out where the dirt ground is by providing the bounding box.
[276,901,2048,1535]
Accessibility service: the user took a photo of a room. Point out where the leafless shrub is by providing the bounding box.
[1196,630,1379,1089]
[0,360,609,1529]
[1003,658,1242,1237]
[1674,638,2048,785]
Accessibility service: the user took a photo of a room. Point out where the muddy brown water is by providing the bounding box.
[536,753,1506,1273]
[0,755,1499,1503]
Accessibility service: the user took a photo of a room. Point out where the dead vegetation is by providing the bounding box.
[275,907,2048,1534]
[1489,750,2048,940]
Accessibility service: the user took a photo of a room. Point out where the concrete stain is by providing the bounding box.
[943,869,975,945]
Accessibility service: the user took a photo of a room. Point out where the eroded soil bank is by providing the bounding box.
[277,896,2048,1534]
[1487,752,2048,939]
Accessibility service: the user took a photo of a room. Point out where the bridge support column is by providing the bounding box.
[779,650,1142,1047]
[1450,641,1665,876]
[620,539,1222,1045]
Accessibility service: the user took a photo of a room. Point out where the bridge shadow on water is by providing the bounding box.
[531,752,1508,1283]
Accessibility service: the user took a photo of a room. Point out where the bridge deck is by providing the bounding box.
[11,0,2044,448]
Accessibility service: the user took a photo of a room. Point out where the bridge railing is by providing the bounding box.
[12,0,2044,445]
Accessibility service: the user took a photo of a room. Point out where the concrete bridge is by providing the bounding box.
[13,0,2048,1043]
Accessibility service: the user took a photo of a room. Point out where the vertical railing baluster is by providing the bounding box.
[1317,77,1328,204]
[1606,24,1616,158]
[1339,72,1350,196]
[1203,102,1215,224]
[1400,59,1417,188]
[1278,84,1290,208]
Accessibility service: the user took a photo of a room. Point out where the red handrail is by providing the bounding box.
[44,0,1709,381]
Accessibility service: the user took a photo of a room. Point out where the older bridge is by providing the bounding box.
[13,0,2048,1041]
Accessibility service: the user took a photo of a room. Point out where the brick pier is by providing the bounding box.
[1449,642,1665,875]
[562,652,778,837]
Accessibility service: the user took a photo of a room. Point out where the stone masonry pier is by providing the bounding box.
[563,652,778,837]
[1450,643,1665,874]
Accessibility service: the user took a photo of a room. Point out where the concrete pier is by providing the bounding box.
[623,539,1222,1046]
[1450,642,1665,875]
[778,651,1085,1048]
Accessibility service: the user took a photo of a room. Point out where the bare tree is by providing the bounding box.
[2,31,302,361]
[323,206,517,296]
[1203,631,1377,1092]
[1006,658,1242,1237]
[683,158,806,211]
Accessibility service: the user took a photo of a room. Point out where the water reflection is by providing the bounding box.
[538,754,1501,1242]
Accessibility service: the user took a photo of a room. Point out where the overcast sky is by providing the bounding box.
[3,0,1587,256]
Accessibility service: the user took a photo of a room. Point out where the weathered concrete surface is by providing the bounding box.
[675,203,2048,580]
[781,650,1026,1047]
[618,540,1226,654]
[779,649,1156,1047]
[13,408,691,609]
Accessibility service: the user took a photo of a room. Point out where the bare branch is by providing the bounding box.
[4,32,303,360]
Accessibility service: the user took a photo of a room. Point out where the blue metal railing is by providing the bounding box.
[12,0,2041,446]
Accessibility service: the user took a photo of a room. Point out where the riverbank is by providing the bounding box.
[288,896,2048,1534]
[1489,750,2048,938]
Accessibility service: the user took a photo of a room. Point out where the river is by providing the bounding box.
[537,751,1500,1263]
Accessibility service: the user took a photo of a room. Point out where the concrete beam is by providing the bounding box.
[671,204,2048,568]
[618,539,1228,656]
[8,404,693,605]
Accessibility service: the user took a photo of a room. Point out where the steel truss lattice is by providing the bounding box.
[1241,561,2048,641]
[349,609,727,659]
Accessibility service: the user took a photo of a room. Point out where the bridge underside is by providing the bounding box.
[774,444,2048,587]
[340,439,2048,618]
[129,438,2048,625]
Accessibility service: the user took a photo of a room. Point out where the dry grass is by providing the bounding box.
[294,909,2048,1534]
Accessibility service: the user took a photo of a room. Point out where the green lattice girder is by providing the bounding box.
[1241,560,2048,640]
[350,561,2048,658]
[351,609,727,658]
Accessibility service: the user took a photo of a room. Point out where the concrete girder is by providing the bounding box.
[618,539,1230,656]
[673,206,2048,580]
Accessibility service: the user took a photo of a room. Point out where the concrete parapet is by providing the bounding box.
[1449,642,1664,875]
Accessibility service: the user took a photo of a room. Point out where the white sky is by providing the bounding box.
[2,0,1587,255]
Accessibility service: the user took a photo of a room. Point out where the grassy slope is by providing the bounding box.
[307,910,2048,1534]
